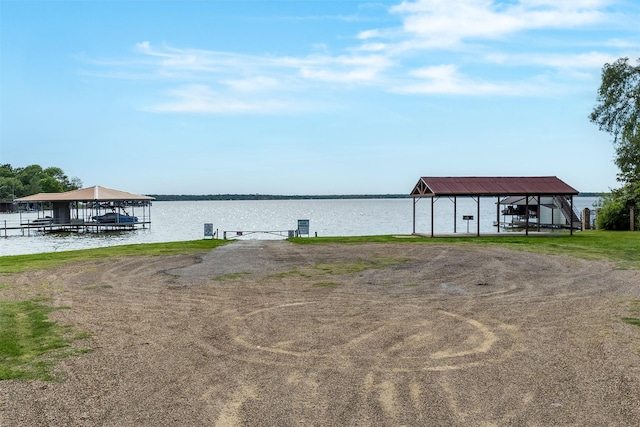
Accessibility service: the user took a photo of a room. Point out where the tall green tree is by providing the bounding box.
[590,57,640,229]
[16,165,44,189]
[0,178,22,199]
[590,57,640,184]
[39,176,64,193]
[43,166,77,191]
[0,164,14,178]
[0,164,82,198]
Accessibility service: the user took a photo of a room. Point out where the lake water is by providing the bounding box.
[1,197,600,256]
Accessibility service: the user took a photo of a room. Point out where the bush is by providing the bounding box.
[596,193,636,230]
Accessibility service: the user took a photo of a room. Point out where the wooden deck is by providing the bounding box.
[1,220,151,237]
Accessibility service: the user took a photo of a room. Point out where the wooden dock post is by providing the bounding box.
[582,208,591,231]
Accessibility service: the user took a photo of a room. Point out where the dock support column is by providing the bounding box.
[570,195,574,236]
[431,196,434,237]
[496,196,500,233]
[453,196,457,233]
[412,197,416,234]
[477,197,480,237]
[537,195,541,232]
[525,196,529,236]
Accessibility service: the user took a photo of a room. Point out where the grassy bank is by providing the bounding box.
[3,231,638,273]
[0,239,229,274]
[290,230,640,270]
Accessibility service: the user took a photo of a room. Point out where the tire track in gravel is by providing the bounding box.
[169,240,309,283]
[5,241,639,426]
[176,242,639,426]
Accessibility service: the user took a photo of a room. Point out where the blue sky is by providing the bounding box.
[1,0,639,195]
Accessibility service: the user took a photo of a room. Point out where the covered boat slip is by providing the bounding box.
[14,186,153,233]
[411,177,580,237]
[497,195,578,230]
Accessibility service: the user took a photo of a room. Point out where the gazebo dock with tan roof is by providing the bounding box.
[14,185,154,233]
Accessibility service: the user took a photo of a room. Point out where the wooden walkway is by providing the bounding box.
[1,220,150,237]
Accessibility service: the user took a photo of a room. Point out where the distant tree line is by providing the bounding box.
[152,193,605,201]
[148,193,602,202]
[148,194,410,201]
[0,164,82,199]
[578,192,607,198]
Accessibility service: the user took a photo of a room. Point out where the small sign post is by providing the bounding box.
[297,219,310,237]
[204,223,214,239]
[462,215,474,233]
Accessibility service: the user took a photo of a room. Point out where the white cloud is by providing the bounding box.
[123,43,397,113]
[296,54,393,83]
[601,38,639,49]
[148,85,288,114]
[394,64,530,95]
[86,0,633,114]
[221,76,281,92]
[388,0,608,48]
[534,51,618,70]
[132,42,393,86]
[357,29,384,40]
[356,42,388,52]
[300,66,380,83]
[485,51,619,70]
[135,41,269,75]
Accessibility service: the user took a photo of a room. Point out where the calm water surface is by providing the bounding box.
[1,197,600,256]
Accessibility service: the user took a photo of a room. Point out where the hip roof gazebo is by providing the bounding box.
[15,185,154,232]
[410,176,580,236]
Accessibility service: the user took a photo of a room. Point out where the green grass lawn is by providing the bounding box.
[0,299,90,381]
[0,239,229,274]
[290,230,640,270]
[4,231,636,273]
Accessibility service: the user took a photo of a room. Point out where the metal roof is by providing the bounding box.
[411,176,579,197]
[16,186,155,202]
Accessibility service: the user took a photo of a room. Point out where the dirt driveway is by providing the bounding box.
[1,240,640,426]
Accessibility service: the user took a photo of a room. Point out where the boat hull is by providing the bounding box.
[93,213,138,224]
